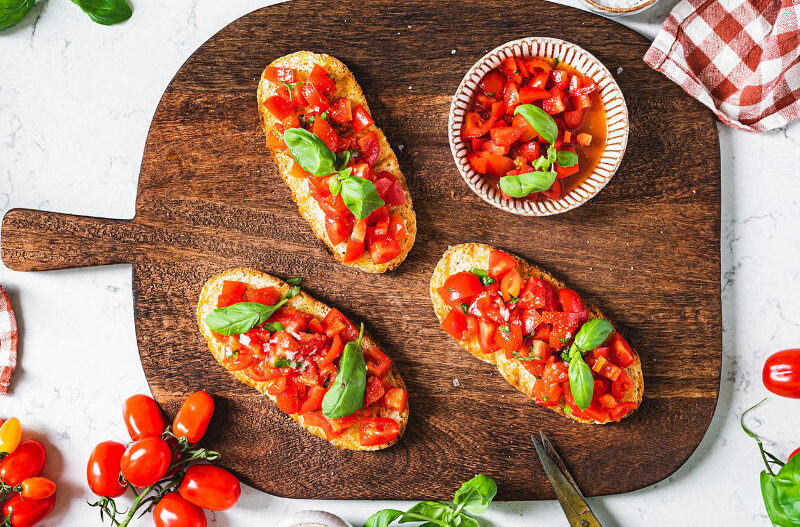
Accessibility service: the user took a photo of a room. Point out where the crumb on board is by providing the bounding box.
[451,49,457,55]
[453,378,460,387]
[398,144,405,151]
[617,66,624,74]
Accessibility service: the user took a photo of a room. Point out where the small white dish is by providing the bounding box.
[448,37,629,216]
[273,510,353,527]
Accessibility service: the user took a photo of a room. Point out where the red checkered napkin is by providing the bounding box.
[644,0,800,133]
[0,286,17,395]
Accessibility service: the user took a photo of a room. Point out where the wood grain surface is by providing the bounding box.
[0,0,721,500]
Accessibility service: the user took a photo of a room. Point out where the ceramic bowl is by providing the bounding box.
[448,37,629,216]
[273,510,353,527]
[580,0,661,17]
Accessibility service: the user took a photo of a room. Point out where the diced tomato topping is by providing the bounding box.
[325,214,354,245]
[322,308,358,342]
[477,319,498,354]
[359,417,399,447]
[557,289,585,313]
[299,386,327,413]
[479,70,507,97]
[300,82,329,114]
[488,250,518,279]
[329,98,353,123]
[352,105,373,133]
[383,388,408,412]
[217,281,247,308]
[312,117,341,152]
[263,95,294,120]
[364,375,386,407]
[442,308,468,340]
[500,268,522,301]
[275,380,301,414]
[609,333,635,368]
[364,346,392,378]
[308,64,335,94]
[264,66,298,83]
[357,131,380,165]
[368,237,402,265]
[438,272,484,310]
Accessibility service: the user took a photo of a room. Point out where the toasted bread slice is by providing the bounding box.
[257,51,416,273]
[430,243,643,424]
[197,268,409,450]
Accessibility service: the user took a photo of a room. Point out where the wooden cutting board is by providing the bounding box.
[0,0,721,500]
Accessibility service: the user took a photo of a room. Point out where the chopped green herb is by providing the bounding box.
[542,396,549,401]
[320,111,328,121]
[561,350,572,362]
[499,325,510,334]
[509,296,520,304]
[514,70,521,75]
[263,322,285,332]
[512,351,542,362]
[460,302,470,316]
[553,58,560,67]
[274,357,304,369]
[486,91,496,97]
[564,406,572,415]
[281,80,303,99]
[469,268,496,286]
[558,337,570,344]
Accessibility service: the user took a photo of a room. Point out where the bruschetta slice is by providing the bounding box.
[197,268,409,450]
[257,51,416,273]
[430,244,643,424]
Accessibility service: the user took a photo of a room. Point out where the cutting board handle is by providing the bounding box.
[1,208,138,271]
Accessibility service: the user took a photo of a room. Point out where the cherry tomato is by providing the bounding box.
[123,394,168,441]
[87,441,127,497]
[153,492,207,527]
[20,476,56,500]
[2,493,55,527]
[179,464,241,511]
[173,391,215,444]
[500,268,522,301]
[0,440,46,486]
[0,417,22,455]
[790,447,800,461]
[120,437,172,487]
[437,272,484,309]
[359,417,399,447]
[488,250,518,280]
[763,349,800,398]
[557,289,586,313]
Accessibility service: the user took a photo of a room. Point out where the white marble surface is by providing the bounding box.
[1,1,799,526]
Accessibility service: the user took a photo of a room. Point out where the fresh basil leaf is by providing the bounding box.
[329,176,343,196]
[557,150,579,168]
[469,268,495,286]
[283,128,336,177]
[762,470,800,527]
[0,0,34,30]
[399,501,454,524]
[262,322,284,332]
[775,455,800,514]
[322,324,367,418]
[568,355,594,410]
[514,104,557,144]
[71,0,132,25]
[336,149,360,170]
[499,170,557,198]
[340,174,385,219]
[547,144,557,163]
[283,285,301,300]
[572,318,614,353]
[455,514,481,527]
[204,300,287,336]
[365,509,405,527]
[453,474,497,516]
[286,277,303,286]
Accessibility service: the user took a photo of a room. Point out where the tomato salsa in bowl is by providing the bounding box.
[449,37,629,216]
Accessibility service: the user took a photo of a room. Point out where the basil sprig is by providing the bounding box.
[499,104,579,199]
[566,318,614,410]
[321,323,368,419]
[366,474,497,527]
[742,399,800,527]
[283,128,384,220]
[0,0,34,30]
[204,283,300,336]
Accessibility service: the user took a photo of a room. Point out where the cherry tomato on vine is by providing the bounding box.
[0,440,46,486]
[87,440,127,498]
[121,437,172,487]
[173,391,214,444]
[2,493,55,527]
[20,476,56,500]
[0,417,22,455]
[153,492,207,527]
[763,349,800,398]
[179,464,241,511]
[791,447,800,461]
[123,394,167,441]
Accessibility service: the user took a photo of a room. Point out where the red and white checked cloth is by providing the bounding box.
[644,0,800,133]
[0,286,17,395]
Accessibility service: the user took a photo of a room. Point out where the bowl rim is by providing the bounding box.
[448,37,630,216]
[580,0,659,15]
